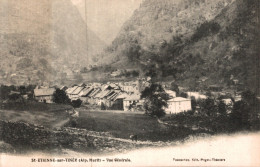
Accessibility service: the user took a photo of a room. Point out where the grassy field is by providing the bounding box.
[70,108,208,142]
[0,102,72,128]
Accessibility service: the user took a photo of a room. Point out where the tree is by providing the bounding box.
[0,85,15,100]
[230,101,251,129]
[144,64,158,79]
[141,83,170,118]
[240,90,260,128]
[191,96,197,112]
[199,98,218,117]
[53,89,71,104]
[170,82,179,95]
[180,92,188,98]
[71,99,82,108]
[123,40,141,64]
[8,93,21,101]
[217,100,227,115]
[241,90,258,107]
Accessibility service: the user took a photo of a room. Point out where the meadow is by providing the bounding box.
[70,108,208,142]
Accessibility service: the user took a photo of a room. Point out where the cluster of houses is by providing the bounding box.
[34,80,233,114]
[65,82,144,111]
[34,81,146,112]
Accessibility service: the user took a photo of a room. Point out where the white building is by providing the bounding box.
[165,97,192,114]
[222,98,233,106]
[187,92,207,100]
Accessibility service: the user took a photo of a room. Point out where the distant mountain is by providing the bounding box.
[0,0,106,85]
[71,0,143,44]
[97,0,259,94]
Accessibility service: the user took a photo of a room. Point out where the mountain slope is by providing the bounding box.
[97,0,234,66]
[97,0,259,94]
[0,0,106,85]
[176,0,259,93]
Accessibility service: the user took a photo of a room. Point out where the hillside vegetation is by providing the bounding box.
[97,0,233,65]
[97,0,259,94]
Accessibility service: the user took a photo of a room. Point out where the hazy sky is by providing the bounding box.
[71,0,143,44]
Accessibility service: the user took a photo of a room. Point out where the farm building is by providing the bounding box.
[34,88,56,103]
[123,94,143,111]
[110,93,128,110]
[165,97,192,114]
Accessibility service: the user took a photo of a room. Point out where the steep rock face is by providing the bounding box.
[0,0,106,85]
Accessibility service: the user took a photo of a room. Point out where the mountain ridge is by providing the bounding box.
[0,0,106,85]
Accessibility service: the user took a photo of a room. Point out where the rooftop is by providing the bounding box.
[34,88,55,97]
[168,97,190,102]
[124,94,141,101]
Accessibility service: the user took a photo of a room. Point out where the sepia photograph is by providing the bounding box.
[0,0,259,166]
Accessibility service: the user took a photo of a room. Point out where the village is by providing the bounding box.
[1,0,260,164]
[32,78,238,115]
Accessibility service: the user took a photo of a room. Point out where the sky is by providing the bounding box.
[71,0,143,44]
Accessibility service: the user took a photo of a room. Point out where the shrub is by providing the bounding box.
[101,102,106,110]
[191,21,221,42]
[198,98,218,117]
[70,119,78,128]
[71,99,82,108]
[230,100,251,130]
[180,92,188,98]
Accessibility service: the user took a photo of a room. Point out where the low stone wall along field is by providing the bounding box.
[0,120,151,154]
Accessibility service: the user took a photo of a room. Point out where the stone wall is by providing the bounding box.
[0,120,149,153]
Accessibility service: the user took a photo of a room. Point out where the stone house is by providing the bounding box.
[34,88,56,103]
[123,94,142,111]
[122,80,141,94]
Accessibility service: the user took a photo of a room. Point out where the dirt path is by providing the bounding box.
[52,118,70,128]
[65,127,171,147]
